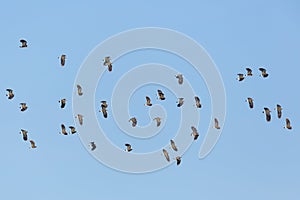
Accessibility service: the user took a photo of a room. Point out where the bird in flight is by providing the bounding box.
[259,68,269,78]
[100,101,108,118]
[144,96,152,106]
[69,126,77,134]
[285,118,292,130]
[157,89,165,100]
[162,149,170,162]
[125,143,132,152]
[90,142,96,151]
[30,140,37,149]
[19,39,28,48]
[59,54,66,67]
[170,140,178,151]
[76,114,84,125]
[191,126,199,140]
[20,103,28,112]
[76,85,83,96]
[246,97,254,109]
[175,74,183,85]
[263,107,271,122]
[237,73,245,81]
[245,68,253,76]
[103,56,113,72]
[59,98,66,109]
[177,98,184,107]
[214,118,221,129]
[153,117,161,127]
[275,104,282,119]
[175,156,182,166]
[194,96,202,108]
[20,129,28,141]
[6,89,14,99]
[60,124,68,135]
[129,117,137,127]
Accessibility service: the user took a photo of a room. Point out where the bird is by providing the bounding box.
[285,118,292,130]
[237,73,245,81]
[103,56,112,72]
[177,98,184,107]
[129,117,137,127]
[60,124,68,135]
[191,126,199,140]
[153,117,161,127]
[100,101,108,118]
[194,96,202,108]
[90,142,96,151]
[144,96,152,106]
[125,143,132,152]
[76,114,84,125]
[19,103,28,112]
[175,156,181,166]
[20,129,28,141]
[157,89,165,100]
[170,140,178,151]
[162,149,170,162]
[59,54,66,67]
[29,140,37,148]
[59,98,66,109]
[214,118,221,129]
[76,85,83,96]
[175,74,183,85]
[259,68,269,78]
[263,107,271,122]
[275,104,282,119]
[69,126,77,134]
[245,68,253,76]
[19,39,27,48]
[6,89,14,99]
[246,97,254,109]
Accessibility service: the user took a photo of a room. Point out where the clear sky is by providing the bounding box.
[1,0,300,199]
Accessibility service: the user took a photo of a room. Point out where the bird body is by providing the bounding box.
[90,142,96,151]
[19,39,27,48]
[76,85,83,96]
[194,96,202,108]
[263,107,271,122]
[145,96,152,106]
[100,101,108,118]
[69,126,77,134]
[153,117,161,127]
[170,140,178,151]
[103,56,112,72]
[157,89,165,100]
[259,68,269,78]
[20,129,28,141]
[237,73,245,81]
[175,156,181,166]
[125,143,132,152]
[76,114,83,125]
[191,126,199,140]
[214,118,221,129]
[30,140,37,148]
[246,68,253,76]
[162,149,170,162]
[276,104,282,119]
[6,89,14,99]
[60,124,68,135]
[60,54,66,66]
[285,118,292,130]
[129,117,137,127]
[59,98,66,109]
[177,98,184,107]
[246,97,254,109]
[175,74,183,85]
[20,103,28,112]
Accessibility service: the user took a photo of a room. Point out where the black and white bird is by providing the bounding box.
[175,74,183,85]
[100,101,108,118]
[19,39,27,48]
[69,126,76,134]
[125,143,132,152]
[103,56,112,72]
[144,96,152,106]
[237,73,245,81]
[263,107,271,122]
[246,97,254,109]
[90,142,97,151]
[6,89,14,99]
[59,54,66,66]
[129,117,137,127]
[175,156,182,166]
[157,89,165,100]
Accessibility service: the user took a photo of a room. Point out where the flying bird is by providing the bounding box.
[275,104,282,119]
[76,114,84,125]
[162,149,170,162]
[177,98,184,107]
[194,96,202,108]
[175,156,181,166]
[69,126,77,134]
[214,118,221,129]
[191,126,199,140]
[19,103,28,112]
[153,117,161,127]
[285,118,292,130]
[245,68,253,76]
[59,54,66,66]
[29,140,37,149]
[170,140,178,151]
[263,107,271,122]
[90,142,96,151]
[103,56,112,72]
[129,117,137,127]
[20,129,28,141]
[157,89,165,100]
[144,96,152,106]
[59,98,66,109]
[6,89,14,99]
[76,85,83,96]
[175,74,183,85]
[237,73,245,81]
[100,101,108,118]
[246,97,254,109]
[259,68,269,78]
[60,124,68,135]
[19,39,27,48]
[125,143,132,152]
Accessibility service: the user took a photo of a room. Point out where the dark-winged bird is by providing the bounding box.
[177,98,184,107]
[69,126,76,134]
[59,54,66,66]
[20,129,28,141]
[162,149,170,162]
[157,89,165,100]
[100,101,108,118]
[259,68,269,78]
[170,140,178,151]
[6,89,14,99]
[30,140,37,148]
[276,104,282,119]
[129,117,137,127]
[90,142,96,151]
[263,107,271,122]
[19,39,27,48]
[60,124,68,135]
[144,96,152,106]
[237,73,245,81]
[153,117,161,127]
[103,56,112,72]
[59,98,66,109]
[246,68,253,76]
[125,143,132,152]
[285,118,292,130]
[76,85,83,96]
[246,97,254,109]
[191,126,199,140]
[194,96,202,108]
[76,114,83,125]
[214,118,221,129]
[175,156,181,166]
[175,74,183,85]
[20,103,28,112]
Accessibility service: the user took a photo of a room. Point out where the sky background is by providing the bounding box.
[1,0,300,199]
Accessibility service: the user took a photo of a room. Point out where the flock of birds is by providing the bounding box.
[237,67,293,130]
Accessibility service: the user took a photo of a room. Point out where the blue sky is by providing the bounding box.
[1,0,300,199]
